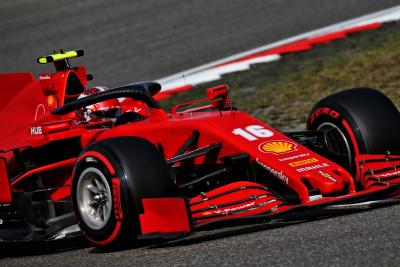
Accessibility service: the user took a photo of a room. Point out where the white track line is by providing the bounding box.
[161,54,281,90]
[156,5,400,92]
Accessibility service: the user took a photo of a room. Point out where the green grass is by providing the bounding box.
[161,22,400,130]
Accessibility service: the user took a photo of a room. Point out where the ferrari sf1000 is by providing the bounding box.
[1,50,400,247]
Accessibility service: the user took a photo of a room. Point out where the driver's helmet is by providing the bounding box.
[77,86,122,121]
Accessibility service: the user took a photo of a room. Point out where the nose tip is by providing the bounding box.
[304,171,345,195]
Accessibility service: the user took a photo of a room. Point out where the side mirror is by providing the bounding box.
[206,85,230,109]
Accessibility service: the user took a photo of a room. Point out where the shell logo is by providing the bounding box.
[259,141,297,154]
[47,95,55,107]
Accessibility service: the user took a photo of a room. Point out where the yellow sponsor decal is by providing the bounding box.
[259,141,297,154]
[289,158,319,167]
[47,95,55,107]
[37,50,84,64]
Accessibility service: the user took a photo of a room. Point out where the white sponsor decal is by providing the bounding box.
[374,170,400,178]
[318,171,337,182]
[214,202,256,214]
[296,163,329,173]
[133,107,142,113]
[256,158,289,185]
[278,153,310,162]
[39,75,51,80]
[30,126,43,135]
[271,204,280,212]
[232,125,274,141]
[34,104,46,121]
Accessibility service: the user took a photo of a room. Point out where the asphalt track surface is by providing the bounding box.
[1,0,400,87]
[2,0,400,266]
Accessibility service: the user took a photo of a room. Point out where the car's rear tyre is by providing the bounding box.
[72,137,174,248]
[307,88,400,174]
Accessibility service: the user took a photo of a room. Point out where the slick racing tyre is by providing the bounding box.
[72,137,174,248]
[307,88,400,173]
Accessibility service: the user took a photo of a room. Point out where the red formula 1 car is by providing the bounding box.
[1,50,400,247]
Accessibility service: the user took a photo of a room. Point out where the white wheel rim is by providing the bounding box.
[76,167,113,230]
[317,122,352,167]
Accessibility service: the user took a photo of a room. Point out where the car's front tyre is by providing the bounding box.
[307,87,400,174]
[72,137,174,248]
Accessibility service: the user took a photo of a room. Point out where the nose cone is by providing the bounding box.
[304,169,346,195]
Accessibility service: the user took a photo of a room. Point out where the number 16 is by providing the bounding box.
[232,125,274,141]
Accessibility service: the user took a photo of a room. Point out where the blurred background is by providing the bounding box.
[1,0,399,87]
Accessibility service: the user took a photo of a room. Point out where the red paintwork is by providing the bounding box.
[96,109,356,202]
[356,154,400,189]
[190,181,286,224]
[140,198,191,235]
[1,59,399,238]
